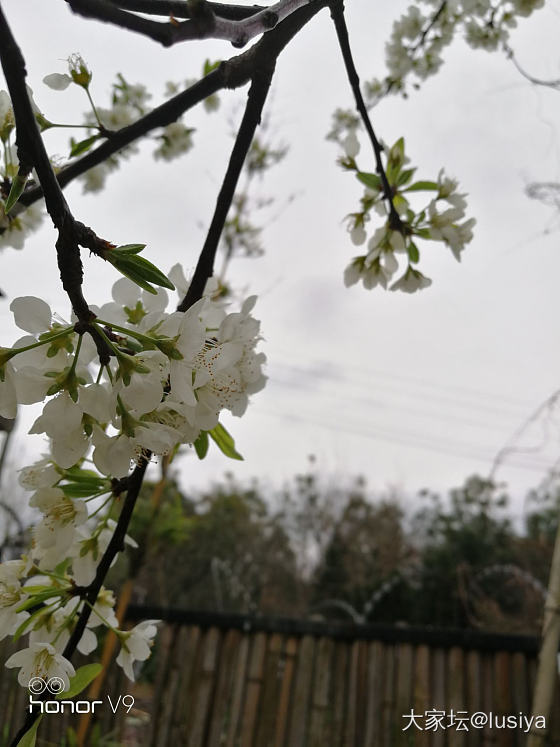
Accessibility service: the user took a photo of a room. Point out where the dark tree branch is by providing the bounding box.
[178,64,275,311]
[21,1,328,212]
[20,67,227,207]
[108,0,265,20]
[0,7,113,363]
[67,0,313,47]
[329,0,403,232]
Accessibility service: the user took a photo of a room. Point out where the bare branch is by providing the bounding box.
[107,0,265,20]
[0,8,113,361]
[67,0,315,47]
[329,0,403,232]
[178,64,275,311]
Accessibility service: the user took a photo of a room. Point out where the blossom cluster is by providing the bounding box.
[1,268,266,474]
[341,135,475,293]
[0,269,265,687]
[368,0,545,103]
[0,90,44,251]
[43,56,221,193]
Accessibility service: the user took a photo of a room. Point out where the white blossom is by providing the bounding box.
[116,620,159,681]
[5,642,75,689]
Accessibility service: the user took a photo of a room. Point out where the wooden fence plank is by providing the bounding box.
[254,633,285,747]
[158,624,199,746]
[274,636,298,747]
[381,644,396,747]
[481,654,495,747]
[430,648,446,747]
[239,631,267,747]
[364,640,384,746]
[308,636,333,747]
[207,629,242,746]
[225,634,250,747]
[287,635,315,747]
[394,643,414,747]
[493,651,511,747]
[448,646,466,747]
[412,644,430,747]
[189,627,222,747]
[330,640,349,747]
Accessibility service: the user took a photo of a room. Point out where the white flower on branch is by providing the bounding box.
[5,641,75,689]
[0,560,29,641]
[116,620,159,681]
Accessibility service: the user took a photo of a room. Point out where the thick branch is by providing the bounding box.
[21,0,327,210]
[329,0,402,231]
[108,0,265,20]
[67,0,314,47]
[178,64,275,311]
[0,9,114,362]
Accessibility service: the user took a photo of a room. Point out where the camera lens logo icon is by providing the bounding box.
[28,676,66,695]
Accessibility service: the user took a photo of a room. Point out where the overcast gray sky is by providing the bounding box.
[2,0,560,517]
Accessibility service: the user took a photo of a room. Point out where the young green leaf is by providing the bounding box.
[403,180,439,192]
[57,664,103,700]
[16,717,42,747]
[12,606,50,643]
[208,423,243,460]
[112,243,146,255]
[193,431,209,459]
[5,172,28,213]
[408,241,420,263]
[357,172,382,191]
[69,134,101,158]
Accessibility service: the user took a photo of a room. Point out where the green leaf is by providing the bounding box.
[193,431,209,459]
[396,168,416,187]
[69,134,100,158]
[57,664,103,700]
[60,482,107,498]
[63,466,102,481]
[404,180,439,192]
[16,717,42,747]
[208,423,243,460]
[203,59,222,75]
[356,172,382,191]
[12,606,50,643]
[112,243,146,255]
[119,255,175,290]
[5,173,28,213]
[108,253,175,294]
[408,241,420,263]
[16,589,65,612]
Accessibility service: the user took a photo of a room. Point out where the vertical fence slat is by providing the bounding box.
[308,636,334,747]
[431,648,446,747]
[189,627,222,747]
[364,640,384,745]
[239,631,267,747]
[286,635,315,747]
[225,633,250,747]
[207,629,242,746]
[273,636,298,747]
[394,643,414,747]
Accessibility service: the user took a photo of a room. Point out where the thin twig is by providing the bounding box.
[329,0,403,231]
[505,43,560,91]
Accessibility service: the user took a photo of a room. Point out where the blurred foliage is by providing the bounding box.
[16,462,558,636]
